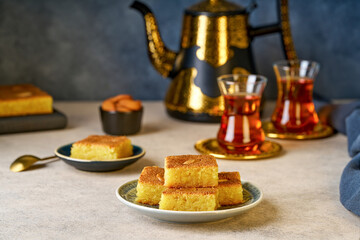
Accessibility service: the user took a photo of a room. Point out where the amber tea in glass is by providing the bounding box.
[271,60,320,133]
[217,74,267,153]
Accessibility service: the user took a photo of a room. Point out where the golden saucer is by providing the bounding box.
[262,121,333,140]
[194,138,282,160]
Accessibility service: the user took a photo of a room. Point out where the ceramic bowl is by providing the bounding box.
[99,106,143,135]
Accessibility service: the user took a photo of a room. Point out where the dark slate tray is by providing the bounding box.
[0,109,67,134]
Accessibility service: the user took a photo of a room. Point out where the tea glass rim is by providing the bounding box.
[217,73,268,85]
[273,59,320,70]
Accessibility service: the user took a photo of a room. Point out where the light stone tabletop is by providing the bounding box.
[1,101,359,240]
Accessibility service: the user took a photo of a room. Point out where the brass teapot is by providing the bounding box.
[131,0,297,122]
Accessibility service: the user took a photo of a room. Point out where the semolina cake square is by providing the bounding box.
[0,84,53,117]
[135,166,165,205]
[164,155,218,188]
[218,172,243,205]
[70,135,133,160]
[159,187,219,211]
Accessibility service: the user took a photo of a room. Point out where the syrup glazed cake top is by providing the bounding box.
[138,166,164,185]
[73,135,130,148]
[218,172,242,186]
[0,84,52,100]
[165,155,218,168]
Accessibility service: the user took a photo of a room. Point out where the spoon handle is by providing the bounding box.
[40,155,57,161]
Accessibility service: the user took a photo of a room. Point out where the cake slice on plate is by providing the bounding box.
[136,166,165,205]
[159,187,219,211]
[70,135,133,160]
[218,172,244,205]
[164,155,218,188]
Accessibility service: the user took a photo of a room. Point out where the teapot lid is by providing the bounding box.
[186,0,246,16]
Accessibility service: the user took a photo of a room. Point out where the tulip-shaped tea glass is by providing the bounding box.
[217,74,267,154]
[271,60,320,133]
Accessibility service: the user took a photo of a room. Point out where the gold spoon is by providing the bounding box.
[10,155,57,172]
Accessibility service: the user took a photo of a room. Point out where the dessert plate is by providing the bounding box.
[55,143,145,172]
[116,180,263,223]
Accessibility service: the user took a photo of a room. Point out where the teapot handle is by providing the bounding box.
[249,0,297,60]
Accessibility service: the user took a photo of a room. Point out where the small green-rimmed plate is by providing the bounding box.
[116,180,263,223]
[55,143,145,172]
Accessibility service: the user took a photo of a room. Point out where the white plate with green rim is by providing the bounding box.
[116,179,263,223]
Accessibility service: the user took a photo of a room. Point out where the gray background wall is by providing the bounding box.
[0,0,359,101]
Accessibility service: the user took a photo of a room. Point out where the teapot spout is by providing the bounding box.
[130,1,177,78]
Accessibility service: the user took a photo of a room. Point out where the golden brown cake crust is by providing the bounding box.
[165,155,217,168]
[138,166,164,185]
[0,84,53,117]
[218,172,241,186]
[73,135,130,148]
[0,84,51,100]
[162,187,217,195]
